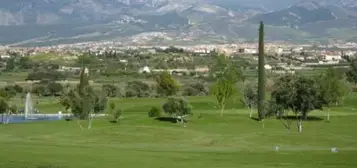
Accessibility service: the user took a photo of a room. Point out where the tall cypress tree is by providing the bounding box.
[78,67,89,95]
[257,21,266,120]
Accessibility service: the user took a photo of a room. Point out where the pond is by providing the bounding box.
[1,115,64,124]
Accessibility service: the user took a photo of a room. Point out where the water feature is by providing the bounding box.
[1,92,105,124]
[24,92,35,119]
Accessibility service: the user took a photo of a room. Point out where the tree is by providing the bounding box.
[47,82,64,96]
[5,104,17,124]
[211,77,236,116]
[113,109,122,123]
[102,84,119,97]
[346,57,357,84]
[163,97,192,126]
[242,82,258,118]
[210,54,228,78]
[92,93,108,128]
[271,75,324,132]
[182,83,207,96]
[5,57,15,71]
[257,21,266,121]
[60,67,104,130]
[0,98,9,124]
[107,102,122,123]
[155,71,179,97]
[18,57,33,69]
[316,68,350,121]
[125,81,152,98]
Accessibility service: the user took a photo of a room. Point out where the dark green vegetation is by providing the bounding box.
[257,22,266,120]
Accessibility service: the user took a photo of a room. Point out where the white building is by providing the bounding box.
[139,66,151,73]
[324,55,342,61]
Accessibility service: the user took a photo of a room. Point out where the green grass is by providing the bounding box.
[1,95,357,168]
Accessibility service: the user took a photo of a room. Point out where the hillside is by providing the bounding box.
[0,0,357,46]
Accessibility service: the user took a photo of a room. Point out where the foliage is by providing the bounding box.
[60,67,106,127]
[210,54,242,83]
[46,82,64,96]
[271,75,324,132]
[0,85,23,99]
[113,109,122,123]
[125,81,152,98]
[76,54,98,66]
[182,83,207,96]
[31,84,48,96]
[210,78,236,116]
[26,69,67,81]
[148,106,161,118]
[155,71,180,97]
[93,93,108,114]
[102,84,119,97]
[317,68,350,107]
[31,82,63,97]
[162,97,192,119]
[242,82,258,109]
[0,98,9,123]
[346,57,357,84]
[163,46,185,53]
[107,102,121,123]
[4,55,34,71]
[241,82,258,117]
[257,21,266,120]
[264,100,284,118]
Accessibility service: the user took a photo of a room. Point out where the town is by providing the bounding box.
[1,41,357,77]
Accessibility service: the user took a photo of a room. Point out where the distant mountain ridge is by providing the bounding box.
[0,0,357,46]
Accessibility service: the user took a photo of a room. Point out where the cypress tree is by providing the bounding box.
[78,67,89,95]
[257,21,266,120]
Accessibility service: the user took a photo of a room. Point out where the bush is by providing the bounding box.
[182,83,207,96]
[148,106,161,118]
[31,84,49,96]
[125,81,152,98]
[26,70,67,81]
[47,82,63,96]
[163,97,192,118]
[113,109,122,123]
[102,84,120,97]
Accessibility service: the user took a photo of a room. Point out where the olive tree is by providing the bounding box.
[162,97,192,126]
[271,75,324,132]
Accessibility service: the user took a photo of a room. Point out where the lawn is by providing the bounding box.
[0,96,357,168]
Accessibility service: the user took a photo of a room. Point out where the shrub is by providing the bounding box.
[125,81,151,98]
[31,84,49,96]
[182,83,207,96]
[148,106,161,118]
[113,109,122,123]
[162,97,192,124]
[47,82,63,96]
[102,84,119,97]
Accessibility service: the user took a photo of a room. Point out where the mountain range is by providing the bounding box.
[0,0,356,46]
